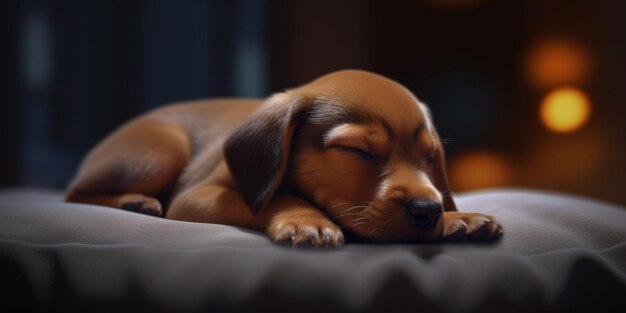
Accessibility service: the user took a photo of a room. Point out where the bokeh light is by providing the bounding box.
[449,151,513,191]
[526,39,591,89]
[540,88,591,133]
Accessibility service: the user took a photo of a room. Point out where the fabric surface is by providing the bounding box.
[0,188,624,312]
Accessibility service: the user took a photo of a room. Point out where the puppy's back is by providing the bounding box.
[148,98,263,153]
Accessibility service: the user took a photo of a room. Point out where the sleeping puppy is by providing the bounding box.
[66,70,503,247]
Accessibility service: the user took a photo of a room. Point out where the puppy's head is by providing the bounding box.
[225,70,456,242]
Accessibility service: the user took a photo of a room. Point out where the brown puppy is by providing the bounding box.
[66,70,503,247]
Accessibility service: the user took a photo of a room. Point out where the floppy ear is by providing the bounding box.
[432,133,458,212]
[224,93,311,214]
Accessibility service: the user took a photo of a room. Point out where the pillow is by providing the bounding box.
[0,188,624,312]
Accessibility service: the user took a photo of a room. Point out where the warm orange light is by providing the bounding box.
[526,39,591,89]
[540,88,591,133]
[449,151,512,191]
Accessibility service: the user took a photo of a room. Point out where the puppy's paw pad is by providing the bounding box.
[121,196,162,217]
[443,212,503,242]
[270,223,298,243]
[269,222,344,248]
[467,217,502,241]
[443,220,468,241]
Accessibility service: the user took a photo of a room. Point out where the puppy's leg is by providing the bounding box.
[168,184,345,247]
[441,211,503,242]
[65,118,190,217]
[263,196,345,247]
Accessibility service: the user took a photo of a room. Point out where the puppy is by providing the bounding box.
[66,70,503,247]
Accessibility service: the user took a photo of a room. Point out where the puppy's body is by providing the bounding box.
[67,99,263,222]
[66,70,502,247]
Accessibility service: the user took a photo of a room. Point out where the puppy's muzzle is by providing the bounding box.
[405,199,442,227]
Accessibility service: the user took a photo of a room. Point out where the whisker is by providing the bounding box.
[367,228,381,237]
[330,202,351,208]
[331,205,368,215]
[342,221,368,229]
[333,212,365,219]
[345,216,368,224]
[346,205,370,210]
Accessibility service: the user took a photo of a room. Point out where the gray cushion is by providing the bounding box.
[1,188,624,312]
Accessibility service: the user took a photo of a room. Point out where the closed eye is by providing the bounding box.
[425,149,435,165]
[330,145,377,162]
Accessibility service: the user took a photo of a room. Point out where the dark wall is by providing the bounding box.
[7,0,268,188]
[0,1,22,187]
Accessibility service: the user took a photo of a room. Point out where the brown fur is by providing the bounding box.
[66,70,503,247]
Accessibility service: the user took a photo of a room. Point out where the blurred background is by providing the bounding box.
[2,0,625,205]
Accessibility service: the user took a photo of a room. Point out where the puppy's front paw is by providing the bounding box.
[120,194,163,217]
[267,218,345,248]
[442,212,503,242]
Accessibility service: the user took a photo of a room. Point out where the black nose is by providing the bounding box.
[405,199,442,225]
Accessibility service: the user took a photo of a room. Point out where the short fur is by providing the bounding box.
[66,70,503,247]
